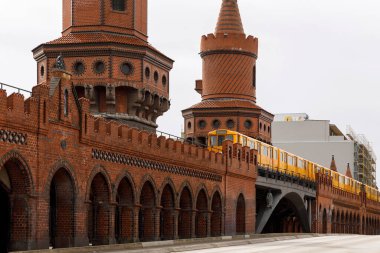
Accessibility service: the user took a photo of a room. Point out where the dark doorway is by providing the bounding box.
[178,187,192,239]
[322,209,327,233]
[115,178,134,243]
[195,190,208,238]
[139,182,156,242]
[49,169,75,248]
[0,184,10,252]
[236,194,246,234]
[160,185,175,240]
[211,192,222,237]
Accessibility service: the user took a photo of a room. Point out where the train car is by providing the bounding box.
[207,129,378,201]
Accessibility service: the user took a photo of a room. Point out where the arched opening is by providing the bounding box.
[236,194,246,235]
[195,189,208,238]
[115,178,135,243]
[322,208,327,233]
[0,183,10,252]
[139,181,156,242]
[336,211,340,233]
[160,184,175,240]
[178,187,192,239]
[211,192,222,237]
[262,193,309,234]
[74,86,85,99]
[1,158,31,251]
[49,168,75,248]
[88,173,110,245]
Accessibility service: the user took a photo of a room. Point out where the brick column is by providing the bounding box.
[173,209,180,240]
[108,203,116,244]
[155,207,162,241]
[191,210,197,238]
[133,206,141,242]
[206,211,211,237]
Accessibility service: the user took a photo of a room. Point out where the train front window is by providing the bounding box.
[218,135,225,146]
[210,136,217,146]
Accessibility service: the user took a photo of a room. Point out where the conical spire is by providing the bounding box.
[215,0,245,35]
[346,163,353,178]
[330,155,337,172]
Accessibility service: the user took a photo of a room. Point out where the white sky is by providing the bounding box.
[0,0,379,185]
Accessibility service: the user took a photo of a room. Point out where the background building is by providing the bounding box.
[272,113,377,187]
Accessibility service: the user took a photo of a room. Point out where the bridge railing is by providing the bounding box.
[257,166,316,190]
[0,82,32,97]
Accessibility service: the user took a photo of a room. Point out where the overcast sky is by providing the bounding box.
[0,0,379,185]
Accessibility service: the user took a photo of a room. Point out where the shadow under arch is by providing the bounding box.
[261,192,310,234]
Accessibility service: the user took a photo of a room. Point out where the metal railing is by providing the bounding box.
[0,82,32,96]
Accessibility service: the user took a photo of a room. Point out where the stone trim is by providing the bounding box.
[91,149,222,182]
[0,129,27,145]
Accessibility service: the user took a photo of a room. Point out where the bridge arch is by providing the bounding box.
[160,182,175,240]
[259,192,309,234]
[178,184,193,239]
[195,188,209,238]
[0,151,33,251]
[236,193,246,235]
[139,179,157,242]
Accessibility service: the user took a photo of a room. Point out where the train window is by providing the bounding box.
[274,150,278,160]
[242,137,247,147]
[210,136,217,146]
[288,156,293,165]
[226,135,233,141]
[249,141,254,149]
[280,152,283,162]
[218,135,225,146]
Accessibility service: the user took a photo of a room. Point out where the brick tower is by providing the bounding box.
[33,0,173,132]
[182,0,273,145]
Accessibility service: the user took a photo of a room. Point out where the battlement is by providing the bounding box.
[201,33,258,55]
[0,89,41,129]
[79,100,256,175]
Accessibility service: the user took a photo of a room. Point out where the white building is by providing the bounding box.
[272,113,354,176]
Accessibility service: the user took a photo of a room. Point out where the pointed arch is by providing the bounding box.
[195,188,209,238]
[87,172,111,245]
[160,183,175,240]
[178,185,193,239]
[115,175,135,243]
[236,193,246,235]
[211,191,222,237]
[0,151,34,251]
[139,180,157,242]
[322,208,327,233]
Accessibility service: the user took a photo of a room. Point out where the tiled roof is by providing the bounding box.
[215,0,245,35]
[47,32,148,47]
[190,99,263,110]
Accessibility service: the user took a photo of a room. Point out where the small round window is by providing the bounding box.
[212,119,221,129]
[121,62,133,75]
[154,71,159,82]
[226,119,235,129]
[94,61,105,74]
[198,120,206,129]
[244,120,252,129]
[162,75,167,86]
[73,61,85,75]
[145,67,151,79]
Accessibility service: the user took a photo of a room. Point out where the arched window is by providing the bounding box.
[112,0,125,11]
[64,89,69,116]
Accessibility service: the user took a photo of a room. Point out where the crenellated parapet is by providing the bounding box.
[201,33,258,57]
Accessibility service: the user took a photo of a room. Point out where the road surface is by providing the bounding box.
[171,235,380,253]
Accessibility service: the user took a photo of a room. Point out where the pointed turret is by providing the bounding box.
[215,0,245,35]
[346,163,353,178]
[330,155,337,172]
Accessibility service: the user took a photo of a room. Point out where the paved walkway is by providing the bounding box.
[102,235,380,253]
[167,235,380,253]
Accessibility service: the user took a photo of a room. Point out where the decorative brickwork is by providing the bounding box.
[91,149,223,182]
[0,129,27,145]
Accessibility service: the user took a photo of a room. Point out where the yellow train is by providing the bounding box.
[208,129,379,201]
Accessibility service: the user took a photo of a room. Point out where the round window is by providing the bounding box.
[162,75,167,86]
[198,120,206,129]
[212,119,221,129]
[73,61,85,75]
[244,120,252,129]
[94,61,105,74]
[121,62,133,75]
[154,71,159,82]
[145,67,151,78]
[226,119,235,129]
